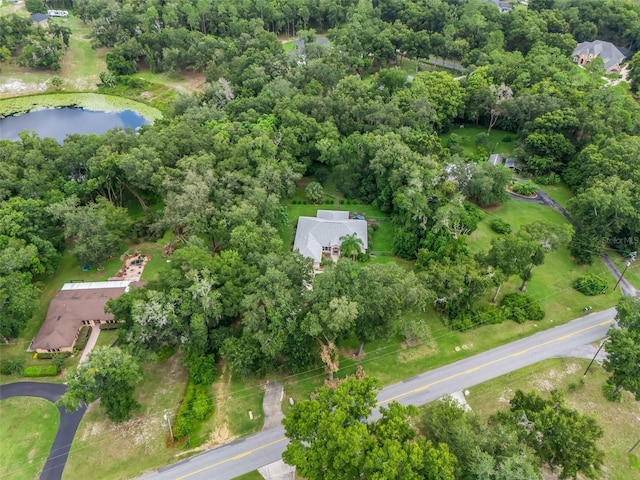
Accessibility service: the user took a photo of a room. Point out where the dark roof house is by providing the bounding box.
[572,40,628,74]
[31,281,143,353]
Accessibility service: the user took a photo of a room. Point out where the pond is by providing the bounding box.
[0,107,151,143]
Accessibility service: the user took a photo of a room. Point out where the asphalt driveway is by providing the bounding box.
[0,381,87,480]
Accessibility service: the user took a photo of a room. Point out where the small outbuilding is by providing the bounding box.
[30,13,49,26]
[489,153,504,166]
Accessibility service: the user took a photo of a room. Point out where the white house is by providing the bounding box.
[293,210,368,269]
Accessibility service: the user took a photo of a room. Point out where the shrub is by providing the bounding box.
[535,173,561,185]
[156,345,175,360]
[324,198,333,204]
[0,357,25,375]
[484,307,508,325]
[74,326,92,352]
[173,382,215,440]
[475,132,489,147]
[52,353,67,374]
[511,181,537,196]
[23,365,59,377]
[490,218,512,235]
[501,293,545,323]
[602,382,622,402]
[305,182,324,204]
[573,274,607,296]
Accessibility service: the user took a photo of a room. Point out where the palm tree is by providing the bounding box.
[339,233,363,261]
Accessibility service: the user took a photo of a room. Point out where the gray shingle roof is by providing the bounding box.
[573,40,627,71]
[293,211,368,263]
[489,154,504,165]
[31,13,49,23]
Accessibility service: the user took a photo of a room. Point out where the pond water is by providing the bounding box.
[0,107,151,143]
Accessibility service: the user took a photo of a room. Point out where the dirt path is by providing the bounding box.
[203,361,234,448]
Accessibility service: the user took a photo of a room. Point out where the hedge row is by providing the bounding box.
[23,365,59,377]
[173,382,215,440]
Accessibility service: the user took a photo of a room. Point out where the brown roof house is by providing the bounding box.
[30,281,139,354]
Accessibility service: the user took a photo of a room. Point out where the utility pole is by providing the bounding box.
[630,437,640,453]
[163,409,173,441]
[583,339,607,376]
[613,251,637,291]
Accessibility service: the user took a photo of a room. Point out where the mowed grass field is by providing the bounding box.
[0,397,60,480]
[440,126,517,158]
[466,358,640,480]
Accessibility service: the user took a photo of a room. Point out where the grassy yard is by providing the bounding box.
[226,375,265,438]
[233,471,265,480]
[536,182,574,209]
[466,358,640,480]
[0,397,60,480]
[440,126,517,158]
[63,353,189,480]
[609,252,640,291]
[469,199,622,322]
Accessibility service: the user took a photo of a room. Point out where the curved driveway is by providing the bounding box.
[140,307,615,480]
[0,382,86,480]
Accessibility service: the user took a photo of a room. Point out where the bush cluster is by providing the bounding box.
[173,382,215,440]
[501,293,545,323]
[0,357,25,375]
[535,173,561,185]
[573,274,607,296]
[511,181,537,196]
[74,326,92,353]
[490,218,512,235]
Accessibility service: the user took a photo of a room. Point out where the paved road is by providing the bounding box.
[140,307,615,480]
[0,381,87,480]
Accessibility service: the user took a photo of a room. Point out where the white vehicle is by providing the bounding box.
[47,9,69,17]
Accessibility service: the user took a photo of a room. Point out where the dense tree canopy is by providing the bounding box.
[283,377,457,480]
[59,346,142,423]
[604,297,640,400]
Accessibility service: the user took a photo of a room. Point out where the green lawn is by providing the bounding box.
[609,252,640,291]
[537,182,574,209]
[226,375,265,438]
[0,397,60,480]
[63,353,189,480]
[469,199,621,322]
[282,40,296,52]
[233,471,264,480]
[94,329,119,348]
[440,126,517,158]
[466,358,640,480]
